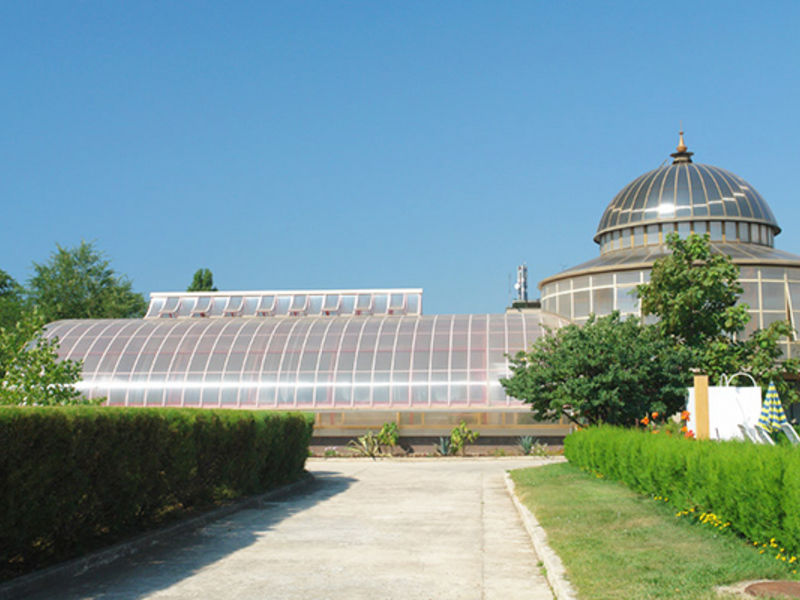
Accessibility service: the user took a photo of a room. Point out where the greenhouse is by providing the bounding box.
[45,289,571,437]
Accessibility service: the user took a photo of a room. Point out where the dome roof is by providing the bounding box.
[594,136,779,243]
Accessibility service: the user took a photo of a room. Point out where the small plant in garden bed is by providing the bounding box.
[519,435,549,456]
[434,436,451,456]
[323,446,338,457]
[347,431,382,459]
[449,421,479,456]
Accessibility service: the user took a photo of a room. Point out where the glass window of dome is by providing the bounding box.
[598,220,776,253]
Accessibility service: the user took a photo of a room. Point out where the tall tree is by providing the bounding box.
[28,241,147,322]
[636,232,798,400]
[187,268,218,292]
[637,232,749,347]
[0,269,26,331]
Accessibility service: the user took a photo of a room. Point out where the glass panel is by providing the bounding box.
[573,276,590,290]
[592,273,613,286]
[724,221,736,242]
[709,221,723,241]
[633,226,644,247]
[617,271,641,285]
[275,297,290,315]
[593,288,613,315]
[740,223,750,242]
[740,282,759,310]
[616,287,638,313]
[646,224,659,245]
[762,283,785,311]
[574,291,590,318]
[751,224,760,244]
[761,267,785,281]
[340,296,356,314]
[678,222,690,238]
[373,295,388,314]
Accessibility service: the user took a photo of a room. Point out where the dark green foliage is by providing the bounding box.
[0,407,313,581]
[565,427,800,556]
[0,269,26,331]
[637,232,747,347]
[637,233,799,401]
[28,241,147,321]
[187,268,218,292]
[501,312,690,425]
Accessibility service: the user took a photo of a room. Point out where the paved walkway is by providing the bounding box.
[25,458,554,600]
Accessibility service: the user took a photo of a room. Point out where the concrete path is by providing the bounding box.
[24,458,554,600]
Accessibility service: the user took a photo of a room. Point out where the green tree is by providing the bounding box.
[28,241,147,322]
[501,313,690,426]
[637,233,749,347]
[0,308,87,405]
[0,269,26,331]
[187,268,218,292]
[636,232,798,401]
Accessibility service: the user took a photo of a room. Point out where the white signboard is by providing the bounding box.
[686,385,762,441]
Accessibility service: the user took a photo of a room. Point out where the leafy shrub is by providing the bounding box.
[0,406,313,581]
[377,422,400,450]
[450,421,479,456]
[565,426,800,555]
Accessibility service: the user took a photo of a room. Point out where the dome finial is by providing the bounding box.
[676,130,687,153]
[670,128,693,164]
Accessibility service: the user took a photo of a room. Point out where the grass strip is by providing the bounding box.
[512,463,796,600]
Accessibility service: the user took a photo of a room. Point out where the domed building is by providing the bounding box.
[539,133,800,357]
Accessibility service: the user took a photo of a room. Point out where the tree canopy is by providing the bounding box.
[0,308,86,406]
[501,313,690,426]
[27,241,147,322]
[637,232,798,400]
[187,268,218,292]
[636,232,749,347]
[0,269,26,332]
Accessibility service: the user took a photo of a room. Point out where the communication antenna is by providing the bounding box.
[514,263,528,302]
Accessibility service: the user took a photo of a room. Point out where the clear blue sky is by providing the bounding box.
[2,2,799,315]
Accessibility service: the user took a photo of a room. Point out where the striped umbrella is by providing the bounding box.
[758,382,789,433]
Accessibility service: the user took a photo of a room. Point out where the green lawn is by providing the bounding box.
[511,463,796,600]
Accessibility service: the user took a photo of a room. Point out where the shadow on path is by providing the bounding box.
[21,472,354,600]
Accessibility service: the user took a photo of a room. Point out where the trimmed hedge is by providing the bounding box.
[565,427,800,555]
[0,407,313,581]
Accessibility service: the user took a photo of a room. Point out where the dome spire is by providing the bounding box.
[670,129,694,164]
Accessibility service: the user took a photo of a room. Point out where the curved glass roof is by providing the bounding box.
[595,162,778,242]
[45,312,563,410]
